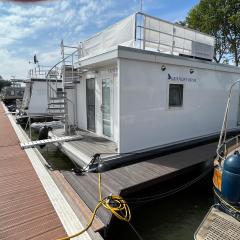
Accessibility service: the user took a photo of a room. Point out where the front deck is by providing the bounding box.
[195,206,240,240]
[52,128,118,166]
[62,140,217,227]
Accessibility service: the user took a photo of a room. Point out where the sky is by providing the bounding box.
[0,0,200,79]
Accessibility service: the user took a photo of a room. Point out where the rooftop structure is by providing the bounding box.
[78,12,215,61]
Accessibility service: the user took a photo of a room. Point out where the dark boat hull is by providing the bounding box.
[214,187,240,221]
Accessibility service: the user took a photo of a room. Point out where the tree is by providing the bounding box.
[0,76,11,92]
[186,0,240,66]
[226,1,240,66]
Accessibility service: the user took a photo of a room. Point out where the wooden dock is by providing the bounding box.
[0,100,221,236]
[0,104,66,239]
[62,140,217,227]
[0,102,102,240]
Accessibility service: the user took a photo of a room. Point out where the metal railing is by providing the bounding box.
[46,43,80,135]
[28,65,60,79]
[77,12,214,61]
[135,12,214,59]
[216,79,240,164]
[217,134,240,163]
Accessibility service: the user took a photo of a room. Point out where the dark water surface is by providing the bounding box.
[107,171,213,240]
[33,133,213,240]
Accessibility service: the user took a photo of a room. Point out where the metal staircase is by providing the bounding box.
[46,41,81,135]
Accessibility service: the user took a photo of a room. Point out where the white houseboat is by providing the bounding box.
[18,65,64,127]
[45,12,240,168]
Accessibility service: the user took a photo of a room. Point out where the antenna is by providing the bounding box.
[140,0,143,12]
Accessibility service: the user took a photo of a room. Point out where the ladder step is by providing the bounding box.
[64,81,78,84]
[53,117,65,120]
[64,86,75,89]
[48,107,65,110]
[20,135,83,149]
[48,102,66,105]
[48,112,66,116]
[50,97,66,100]
[48,109,66,115]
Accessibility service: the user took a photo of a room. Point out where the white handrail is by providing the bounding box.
[217,79,240,161]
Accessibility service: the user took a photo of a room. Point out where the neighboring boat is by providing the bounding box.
[213,79,240,221]
[16,67,62,127]
[1,86,25,105]
[195,79,240,240]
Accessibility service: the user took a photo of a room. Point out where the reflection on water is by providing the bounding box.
[40,145,75,170]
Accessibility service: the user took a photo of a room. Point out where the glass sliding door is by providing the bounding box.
[102,79,112,137]
[86,78,96,132]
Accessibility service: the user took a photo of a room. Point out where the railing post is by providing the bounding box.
[29,116,32,140]
[224,143,227,157]
[143,13,146,50]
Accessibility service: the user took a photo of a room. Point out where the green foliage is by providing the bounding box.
[0,80,11,92]
[186,0,240,66]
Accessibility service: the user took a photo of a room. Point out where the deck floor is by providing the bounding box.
[53,128,117,164]
[195,206,240,240]
[62,141,217,226]
[0,103,67,240]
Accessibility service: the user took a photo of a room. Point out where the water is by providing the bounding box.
[107,172,213,240]
[30,129,213,240]
[27,129,75,170]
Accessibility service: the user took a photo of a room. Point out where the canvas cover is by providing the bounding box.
[81,14,136,57]
[22,81,31,109]
[79,13,215,60]
[28,81,48,115]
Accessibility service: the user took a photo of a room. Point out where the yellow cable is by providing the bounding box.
[98,172,102,201]
[57,173,131,240]
[57,202,102,240]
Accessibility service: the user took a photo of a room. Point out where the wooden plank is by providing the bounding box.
[63,172,112,226]
[63,140,217,228]
[54,129,117,159]
[51,171,104,235]
[0,103,67,239]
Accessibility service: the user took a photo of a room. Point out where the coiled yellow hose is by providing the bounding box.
[57,173,131,240]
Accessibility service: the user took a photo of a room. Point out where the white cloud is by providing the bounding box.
[0,37,15,46]
[0,49,29,79]
[38,49,60,66]
[0,0,137,78]
[60,0,70,11]
[64,9,76,23]
[0,0,120,49]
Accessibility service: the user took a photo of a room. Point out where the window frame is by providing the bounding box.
[167,83,184,109]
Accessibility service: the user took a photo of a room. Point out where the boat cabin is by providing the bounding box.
[51,12,240,166]
[1,86,25,104]
[22,64,63,118]
[22,78,62,116]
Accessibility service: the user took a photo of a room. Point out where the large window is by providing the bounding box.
[169,84,183,107]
